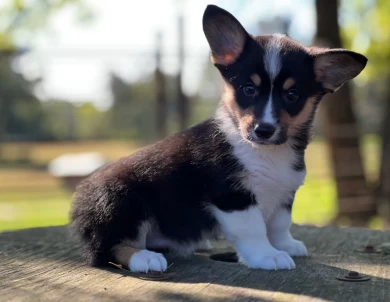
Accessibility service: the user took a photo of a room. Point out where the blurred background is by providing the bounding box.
[0,0,389,232]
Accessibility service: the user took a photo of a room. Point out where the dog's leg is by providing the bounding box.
[112,221,167,272]
[212,206,295,270]
[267,208,307,257]
[196,239,212,251]
[112,243,168,273]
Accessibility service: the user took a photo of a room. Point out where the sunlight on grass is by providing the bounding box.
[0,175,338,232]
[293,178,337,225]
[0,137,380,232]
[0,196,71,232]
[361,135,381,182]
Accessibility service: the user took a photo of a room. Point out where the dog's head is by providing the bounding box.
[203,5,367,146]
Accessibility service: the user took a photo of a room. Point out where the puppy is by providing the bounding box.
[71,5,367,272]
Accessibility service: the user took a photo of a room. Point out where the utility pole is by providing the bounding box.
[176,15,189,130]
[154,32,167,138]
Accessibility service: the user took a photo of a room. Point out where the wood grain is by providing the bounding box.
[0,225,389,302]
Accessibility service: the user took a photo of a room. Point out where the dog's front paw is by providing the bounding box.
[129,250,168,272]
[242,250,295,270]
[272,239,308,257]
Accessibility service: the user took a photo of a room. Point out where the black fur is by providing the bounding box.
[71,120,256,265]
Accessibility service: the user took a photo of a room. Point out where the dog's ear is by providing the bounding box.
[203,5,248,66]
[311,48,367,92]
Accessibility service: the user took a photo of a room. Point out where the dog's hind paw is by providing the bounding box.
[129,250,168,272]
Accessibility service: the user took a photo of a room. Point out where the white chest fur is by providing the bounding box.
[215,108,306,221]
[233,142,306,221]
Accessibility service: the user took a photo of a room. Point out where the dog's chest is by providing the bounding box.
[233,143,306,220]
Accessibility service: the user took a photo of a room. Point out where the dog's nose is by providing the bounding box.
[254,123,276,139]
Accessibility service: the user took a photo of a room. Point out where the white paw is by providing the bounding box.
[242,250,296,270]
[196,239,212,251]
[129,250,168,272]
[272,239,308,257]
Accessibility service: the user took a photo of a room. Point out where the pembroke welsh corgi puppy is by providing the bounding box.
[71,5,367,272]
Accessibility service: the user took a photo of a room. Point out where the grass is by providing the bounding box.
[0,141,138,232]
[0,196,70,231]
[0,137,381,232]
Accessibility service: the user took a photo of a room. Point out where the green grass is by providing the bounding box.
[0,177,338,232]
[0,137,381,232]
[0,184,337,233]
[293,178,337,226]
[0,196,70,232]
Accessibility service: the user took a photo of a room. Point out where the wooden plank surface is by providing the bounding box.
[0,225,389,302]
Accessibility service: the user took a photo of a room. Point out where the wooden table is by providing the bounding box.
[1,225,389,302]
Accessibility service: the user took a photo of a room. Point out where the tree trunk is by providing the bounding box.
[315,0,376,226]
[0,97,6,159]
[377,81,390,228]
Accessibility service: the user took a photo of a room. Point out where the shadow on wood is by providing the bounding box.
[0,225,389,302]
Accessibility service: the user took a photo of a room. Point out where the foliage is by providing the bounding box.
[341,0,390,81]
[110,73,155,140]
[0,0,92,143]
[40,100,108,140]
[340,0,390,132]
[109,72,188,141]
[0,0,92,48]
[0,54,46,141]
[75,103,111,140]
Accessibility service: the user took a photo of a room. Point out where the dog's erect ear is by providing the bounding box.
[203,5,248,66]
[311,48,367,92]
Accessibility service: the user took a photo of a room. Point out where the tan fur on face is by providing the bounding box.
[280,97,316,136]
[250,74,261,86]
[211,53,236,65]
[282,78,295,90]
[222,85,255,138]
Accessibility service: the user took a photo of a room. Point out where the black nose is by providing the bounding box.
[254,123,276,139]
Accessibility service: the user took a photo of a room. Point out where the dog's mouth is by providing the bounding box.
[244,128,287,146]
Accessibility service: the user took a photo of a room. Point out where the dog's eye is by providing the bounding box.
[244,83,256,96]
[286,89,299,103]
